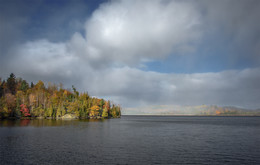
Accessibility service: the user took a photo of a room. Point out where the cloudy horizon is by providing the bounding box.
[1,0,260,112]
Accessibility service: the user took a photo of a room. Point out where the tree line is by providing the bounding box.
[0,73,121,119]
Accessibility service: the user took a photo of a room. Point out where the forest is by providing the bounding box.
[0,73,121,119]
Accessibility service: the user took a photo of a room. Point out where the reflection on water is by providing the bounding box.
[0,118,106,127]
[0,116,260,164]
[19,119,31,126]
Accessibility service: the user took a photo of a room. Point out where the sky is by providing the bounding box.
[1,0,260,113]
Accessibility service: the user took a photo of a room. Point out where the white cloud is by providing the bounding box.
[85,0,202,66]
[84,67,260,110]
[7,38,260,109]
[11,40,75,75]
[198,0,260,63]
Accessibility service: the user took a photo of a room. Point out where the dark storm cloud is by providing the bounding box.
[0,0,90,55]
[198,0,260,65]
[0,0,32,55]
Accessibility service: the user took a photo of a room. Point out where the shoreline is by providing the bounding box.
[0,116,121,120]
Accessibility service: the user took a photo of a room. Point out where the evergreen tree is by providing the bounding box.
[0,81,4,97]
[7,73,16,94]
[31,82,34,88]
[20,80,29,92]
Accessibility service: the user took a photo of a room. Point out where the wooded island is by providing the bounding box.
[0,73,121,119]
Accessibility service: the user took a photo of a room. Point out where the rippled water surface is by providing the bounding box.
[0,116,260,164]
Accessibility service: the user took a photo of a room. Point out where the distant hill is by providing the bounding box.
[124,105,260,116]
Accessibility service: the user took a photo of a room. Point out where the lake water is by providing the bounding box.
[0,116,260,164]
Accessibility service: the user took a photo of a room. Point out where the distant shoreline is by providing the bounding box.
[121,114,260,117]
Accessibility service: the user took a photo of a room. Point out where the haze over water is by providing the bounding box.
[1,116,259,164]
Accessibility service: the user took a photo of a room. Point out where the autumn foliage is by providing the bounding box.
[0,73,121,119]
[20,104,30,117]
